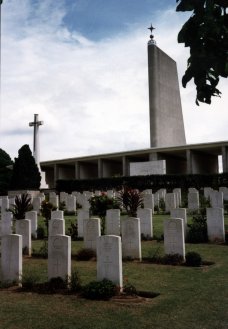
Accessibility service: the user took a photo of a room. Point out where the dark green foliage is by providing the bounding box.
[123,283,137,296]
[69,270,82,293]
[32,240,48,258]
[67,222,78,241]
[0,148,13,194]
[162,254,184,265]
[176,0,228,105]
[56,173,228,193]
[76,248,96,261]
[225,231,228,244]
[186,208,208,243]
[117,186,143,217]
[89,193,120,218]
[36,226,45,239]
[185,251,202,267]
[11,193,32,219]
[21,270,41,290]
[89,193,120,234]
[41,200,56,235]
[82,279,117,300]
[48,277,67,292]
[10,144,41,190]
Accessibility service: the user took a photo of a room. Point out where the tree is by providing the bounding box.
[176,0,228,105]
[0,148,13,194]
[10,144,41,190]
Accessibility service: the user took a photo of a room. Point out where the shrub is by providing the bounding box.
[41,200,56,235]
[21,270,41,290]
[69,270,82,293]
[11,193,32,219]
[123,283,137,296]
[67,222,78,241]
[82,279,117,300]
[10,144,41,190]
[48,277,67,292]
[117,186,143,217]
[185,251,202,267]
[37,226,45,239]
[76,248,96,261]
[32,240,48,258]
[89,193,120,234]
[162,254,184,265]
[186,208,208,243]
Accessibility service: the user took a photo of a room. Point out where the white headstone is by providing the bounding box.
[173,188,182,207]
[121,217,141,260]
[164,218,185,259]
[1,196,9,214]
[81,195,90,211]
[77,209,90,238]
[25,210,38,238]
[60,191,68,203]
[48,235,71,280]
[106,209,120,236]
[1,234,22,283]
[219,187,228,201]
[66,195,76,213]
[49,195,59,209]
[188,192,199,211]
[1,212,13,236]
[206,207,225,242]
[32,197,42,213]
[83,218,101,251]
[170,208,187,238]
[107,190,114,198]
[15,219,31,256]
[49,219,65,236]
[137,208,153,238]
[165,193,176,212]
[204,187,213,199]
[143,194,154,213]
[97,235,123,288]
[51,210,64,220]
[210,191,223,208]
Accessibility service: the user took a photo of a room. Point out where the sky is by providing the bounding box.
[1,0,227,163]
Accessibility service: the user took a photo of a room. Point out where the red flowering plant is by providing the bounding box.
[117,186,143,217]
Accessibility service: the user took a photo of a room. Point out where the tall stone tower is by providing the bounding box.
[148,26,186,148]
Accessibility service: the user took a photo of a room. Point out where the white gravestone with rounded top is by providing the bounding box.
[77,209,90,237]
[1,234,22,283]
[49,219,65,236]
[106,209,120,236]
[137,208,153,238]
[83,218,101,251]
[206,207,225,242]
[164,218,185,259]
[97,235,123,289]
[51,210,64,220]
[170,208,187,239]
[188,192,199,211]
[48,235,71,281]
[15,219,31,256]
[1,212,13,236]
[121,217,141,260]
[25,211,38,238]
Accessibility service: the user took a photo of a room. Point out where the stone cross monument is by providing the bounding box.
[29,114,43,168]
[29,114,48,188]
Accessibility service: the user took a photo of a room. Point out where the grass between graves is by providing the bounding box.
[0,215,227,329]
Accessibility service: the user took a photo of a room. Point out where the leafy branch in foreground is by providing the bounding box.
[176,0,228,105]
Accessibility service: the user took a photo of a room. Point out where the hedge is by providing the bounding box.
[56,173,228,193]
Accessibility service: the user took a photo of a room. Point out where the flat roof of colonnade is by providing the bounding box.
[40,140,228,167]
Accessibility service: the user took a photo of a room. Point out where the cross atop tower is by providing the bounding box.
[148,24,156,45]
[29,114,43,167]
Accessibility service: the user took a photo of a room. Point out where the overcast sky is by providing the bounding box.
[1,0,227,162]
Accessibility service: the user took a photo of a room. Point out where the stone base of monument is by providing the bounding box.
[40,171,49,189]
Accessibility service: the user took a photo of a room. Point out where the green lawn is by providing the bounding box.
[0,214,227,329]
